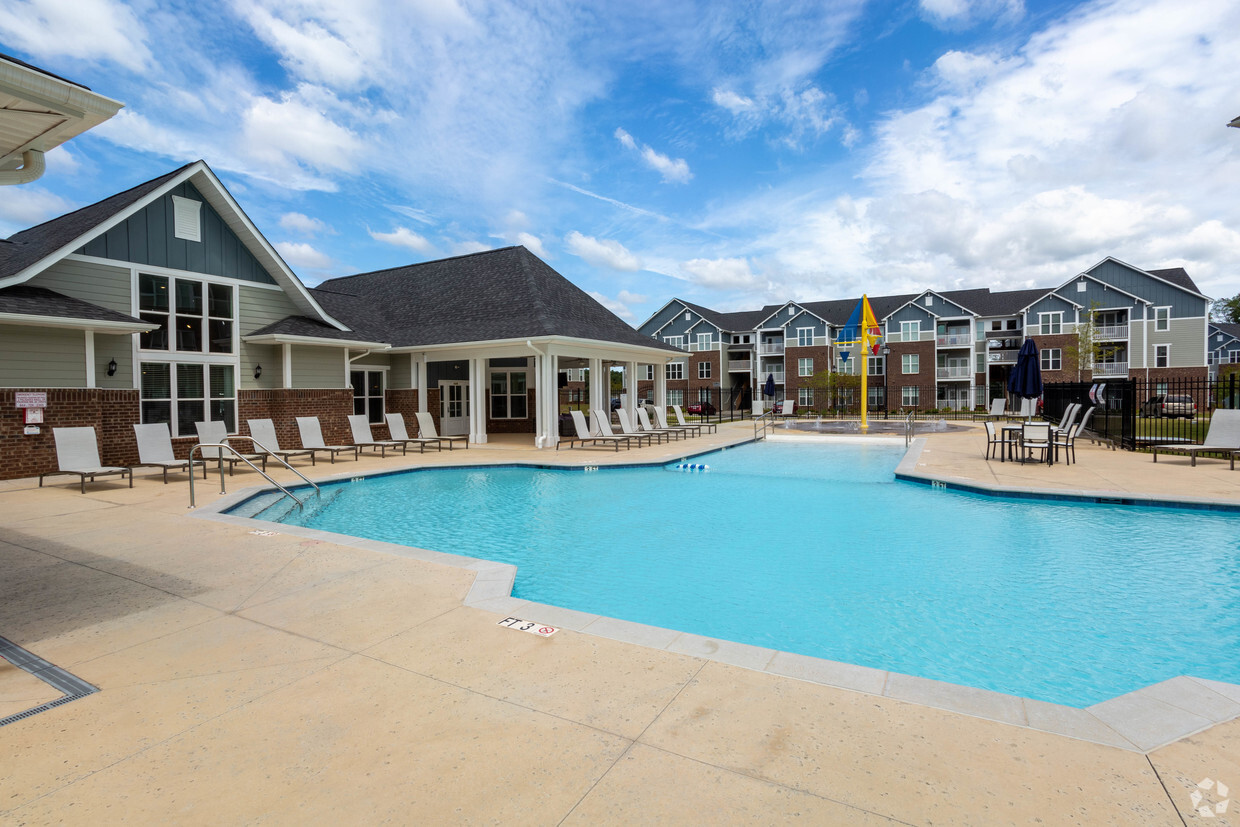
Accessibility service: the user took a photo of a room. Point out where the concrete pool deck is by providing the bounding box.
[2,421,1239,823]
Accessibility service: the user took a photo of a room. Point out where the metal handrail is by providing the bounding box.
[905,412,916,447]
[187,435,319,509]
[754,409,776,440]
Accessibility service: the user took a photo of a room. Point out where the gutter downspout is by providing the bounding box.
[0,149,45,185]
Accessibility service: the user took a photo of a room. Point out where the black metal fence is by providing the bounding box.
[1042,375,1238,451]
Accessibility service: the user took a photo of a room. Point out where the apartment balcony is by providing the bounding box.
[936,333,973,347]
[936,366,973,380]
[727,359,752,372]
[987,349,1019,363]
[761,370,786,384]
[1095,324,1128,340]
[689,342,717,352]
[1092,361,1129,377]
[758,343,785,355]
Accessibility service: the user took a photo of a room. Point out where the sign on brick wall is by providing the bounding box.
[14,392,47,408]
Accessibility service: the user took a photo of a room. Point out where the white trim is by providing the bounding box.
[1082,256,1209,301]
[69,254,285,291]
[84,330,95,388]
[0,312,149,332]
[242,333,390,349]
[283,343,293,389]
[1154,306,1171,332]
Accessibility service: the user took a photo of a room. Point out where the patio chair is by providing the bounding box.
[775,400,795,418]
[39,427,133,493]
[593,409,641,450]
[415,411,469,450]
[672,404,717,434]
[555,410,634,451]
[652,405,701,437]
[1151,409,1240,469]
[132,422,207,483]
[614,408,658,446]
[383,413,444,453]
[1053,406,1092,465]
[349,414,407,457]
[247,418,316,466]
[1053,403,1079,434]
[195,420,267,474]
[1019,421,1053,465]
[973,398,1006,421]
[637,406,686,441]
[296,416,359,463]
[983,420,1017,461]
[1008,397,1037,420]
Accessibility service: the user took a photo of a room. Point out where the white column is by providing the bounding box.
[414,353,428,413]
[588,358,604,434]
[470,357,488,444]
[654,362,666,409]
[532,353,544,448]
[547,353,559,448]
[282,343,293,389]
[625,360,638,422]
[84,331,96,389]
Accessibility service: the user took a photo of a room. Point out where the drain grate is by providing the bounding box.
[0,635,97,727]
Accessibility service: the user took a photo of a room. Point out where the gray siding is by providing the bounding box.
[28,258,132,315]
[1088,260,1207,317]
[886,304,935,341]
[241,344,279,391]
[1027,294,1078,316]
[1146,317,1206,367]
[292,345,345,388]
[238,285,303,391]
[658,311,701,340]
[786,311,827,338]
[640,302,689,337]
[95,333,134,389]
[388,353,412,389]
[77,182,277,285]
[0,326,86,387]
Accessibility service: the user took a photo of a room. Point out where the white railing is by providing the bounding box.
[764,371,785,383]
[936,366,972,379]
[1095,324,1128,339]
[690,342,716,352]
[936,333,972,347]
[1093,361,1128,377]
[987,350,1019,362]
[758,343,785,355]
[727,359,752,371]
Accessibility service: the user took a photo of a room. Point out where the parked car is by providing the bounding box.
[1141,394,1196,418]
[686,401,717,415]
[610,398,653,410]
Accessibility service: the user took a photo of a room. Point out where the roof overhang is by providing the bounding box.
[0,311,150,333]
[388,334,682,363]
[242,333,391,350]
[0,56,123,172]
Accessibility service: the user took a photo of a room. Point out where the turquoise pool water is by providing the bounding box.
[234,441,1240,707]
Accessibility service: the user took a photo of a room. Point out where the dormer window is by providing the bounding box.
[172,195,202,242]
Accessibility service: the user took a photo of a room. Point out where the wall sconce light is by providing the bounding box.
[254,364,263,379]
[106,358,118,377]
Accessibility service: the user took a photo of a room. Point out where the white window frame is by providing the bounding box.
[798,387,813,406]
[667,362,684,381]
[798,357,813,377]
[899,320,920,341]
[696,332,714,350]
[867,356,883,376]
[796,327,813,347]
[1154,344,1170,368]
[1155,307,1170,332]
[1230,349,1240,364]
[641,365,654,381]
[666,388,684,407]
[1041,348,1062,371]
[901,386,919,407]
[351,369,386,423]
[664,335,685,350]
[698,361,712,379]
[140,361,237,438]
[1038,312,1062,335]
[838,356,855,375]
[901,353,919,374]
[488,369,528,419]
[137,273,237,357]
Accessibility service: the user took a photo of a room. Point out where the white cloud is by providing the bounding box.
[681,257,762,290]
[0,0,152,71]
[712,88,756,114]
[514,232,548,258]
[616,128,693,184]
[242,89,364,172]
[588,290,638,321]
[919,0,1025,28]
[279,212,333,236]
[370,226,433,253]
[275,241,335,270]
[453,240,492,255]
[565,231,642,271]
[0,186,72,230]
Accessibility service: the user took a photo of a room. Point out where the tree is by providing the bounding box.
[803,367,862,414]
[1213,293,1240,324]
[1064,301,1120,382]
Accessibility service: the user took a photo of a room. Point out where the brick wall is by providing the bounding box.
[888,340,935,409]
[238,388,355,448]
[0,388,140,481]
[384,388,437,439]
[784,345,834,401]
[486,389,536,433]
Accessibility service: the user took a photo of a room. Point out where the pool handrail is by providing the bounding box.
[905,412,916,447]
[754,408,776,440]
[188,435,319,510]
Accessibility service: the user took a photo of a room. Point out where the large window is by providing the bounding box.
[899,320,920,341]
[139,274,233,354]
[489,371,527,419]
[1038,312,1062,335]
[798,388,813,406]
[664,335,685,350]
[901,353,919,374]
[696,332,714,350]
[796,327,813,347]
[1041,348,1062,371]
[902,386,919,407]
[838,356,855,375]
[667,362,684,380]
[140,362,235,436]
[667,389,684,407]
[351,370,385,423]
[798,357,813,377]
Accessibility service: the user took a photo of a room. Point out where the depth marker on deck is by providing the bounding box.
[497,617,559,637]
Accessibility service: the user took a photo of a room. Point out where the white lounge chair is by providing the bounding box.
[974,398,1006,421]
[247,419,316,465]
[39,427,132,493]
[775,400,795,418]
[132,422,206,483]
[556,410,635,451]
[652,405,701,437]
[195,420,267,475]
[349,414,405,457]
[415,411,469,450]
[1053,406,1092,465]
[383,413,443,453]
[1152,409,1240,468]
[296,416,359,463]
[614,408,658,446]
[636,406,685,441]
[593,409,642,450]
[672,404,717,434]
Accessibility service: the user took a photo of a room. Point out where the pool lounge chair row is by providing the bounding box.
[39,412,467,492]
[558,405,717,451]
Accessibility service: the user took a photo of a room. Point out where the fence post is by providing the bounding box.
[1230,373,1237,410]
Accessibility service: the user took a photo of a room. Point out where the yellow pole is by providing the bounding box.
[860,323,869,433]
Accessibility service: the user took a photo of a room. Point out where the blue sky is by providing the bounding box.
[2,0,1237,322]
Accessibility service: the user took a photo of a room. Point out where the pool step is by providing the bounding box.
[670,463,710,472]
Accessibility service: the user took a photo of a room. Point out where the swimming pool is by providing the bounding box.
[233,440,1240,707]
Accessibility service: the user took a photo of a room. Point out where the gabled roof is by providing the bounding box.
[307,246,681,353]
[962,288,1050,317]
[1146,267,1202,295]
[1209,322,1240,343]
[0,284,147,331]
[0,161,345,330]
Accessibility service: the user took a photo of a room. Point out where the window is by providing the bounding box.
[798,357,813,377]
[796,327,813,347]
[171,195,202,242]
[868,386,882,408]
[1154,344,1170,368]
[140,362,235,437]
[664,335,685,350]
[667,362,684,380]
[1038,312,1062,335]
[698,388,712,403]
[696,332,713,350]
[838,356,855,375]
[867,356,883,376]
[787,306,795,316]
[641,365,653,381]
[1007,319,1019,330]
[798,388,814,406]
[667,389,684,407]
[991,320,1002,331]
[899,320,920,341]
[351,370,386,423]
[901,353,919,374]
[901,386,919,407]
[1230,350,1240,364]
[924,295,933,307]
[1155,307,1170,332]
[697,361,711,379]
[489,370,527,419]
[1156,382,1168,395]
[1041,348,1061,371]
[139,274,234,355]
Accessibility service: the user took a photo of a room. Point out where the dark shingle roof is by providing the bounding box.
[245,314,385,342]
[0,162,195,279]
[311,246,679,352]
[1210,322,1240,341]
[960,287,1052,316]
[1147,267,1203,295]
[0,285,145,325]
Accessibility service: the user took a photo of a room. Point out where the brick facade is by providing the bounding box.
[384,388,435,439]
[888,340,936,409]
[238,388,356,448]
[784,345,833,405]
[0,388,140,481]
[485,389,537,433]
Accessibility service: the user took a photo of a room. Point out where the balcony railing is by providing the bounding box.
[690,342,717,352]
[987,349,1019,363]
[764,371,786,383]
[936,366,973,380]
[727,359,752,371]
[936,333,972,347]
[1095,324,1128,340]
[758,343,785,355]
[1093,361,1129,377]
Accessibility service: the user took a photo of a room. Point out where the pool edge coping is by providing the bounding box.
[189,435,1240,755]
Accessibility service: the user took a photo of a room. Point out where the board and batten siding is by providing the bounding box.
[28,258,133,315]
[0,326,86,387]
[291,345,346,388]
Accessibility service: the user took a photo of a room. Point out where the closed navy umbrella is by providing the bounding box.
[1008,337,1043,404]
[763,373,776,399]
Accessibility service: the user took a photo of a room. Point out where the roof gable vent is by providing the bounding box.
[172,195,202,242]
